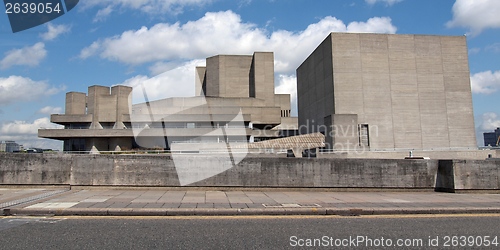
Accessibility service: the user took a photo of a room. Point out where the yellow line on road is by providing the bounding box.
[35,213,500,220]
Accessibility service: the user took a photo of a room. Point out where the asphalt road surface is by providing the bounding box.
[0,215,499,249]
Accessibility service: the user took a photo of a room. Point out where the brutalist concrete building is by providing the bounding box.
[297,33,476,150]
[39,52,298,152]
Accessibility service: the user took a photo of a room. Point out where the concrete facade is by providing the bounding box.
[297,33,476,151]
[39,52,297,152]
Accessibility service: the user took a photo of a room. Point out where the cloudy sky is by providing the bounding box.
[0,0,499,149]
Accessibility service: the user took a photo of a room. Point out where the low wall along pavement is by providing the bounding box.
[0,154,498,191]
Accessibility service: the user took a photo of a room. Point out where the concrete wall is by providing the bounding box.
[319,149,498,160]
[206,55,253,98]
[325,114,359,150]
[435,159,500,192]
[1,154,497,190]
[0,154,72,185]
[194,157,438,188]
[297,34,334,135]
[297,33,476,151]
[3,154,497,192]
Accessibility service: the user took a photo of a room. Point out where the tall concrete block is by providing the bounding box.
[220,55,252,98]
[65,92,86,115]
[252,52,275,106]
[111,85,132,129]
[298,34,334,134]
[205,56,220,97]
[87,85,110,116]
[97,95,117,122]
[298,32,476,151]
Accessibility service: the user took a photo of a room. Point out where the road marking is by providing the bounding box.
[383,198,411,203]
[54,214,500,220]
[0,217,66,231]
[81,198,109,203]
[25,202,78,209]
[262,203,321,208]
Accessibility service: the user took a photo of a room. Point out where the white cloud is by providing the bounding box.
[486,43,500,53]
[79,41,100,59]
[81,0,214,16]
[80,11,397,75]
[0,117,61,135]
[0,42,47,69]
[40,23,70,41]
[346,17,398,33]
[475,112,500,146]
[38,106,63,115]
[447,0,500,36]
[149,61,188,76]
[120,59,205,103]
[0,118,63,150]
[275,74,298,116]
[478,112,500,132]
[365,0,403,6]
[0,76,64,105]
[470,70,500,94]
[468,47,481,55]
[93,5,113,22]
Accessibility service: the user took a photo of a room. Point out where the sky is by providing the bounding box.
[0,0,499,150]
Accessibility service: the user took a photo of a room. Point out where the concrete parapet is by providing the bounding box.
[0,154,499,190]
[435,159,500,192]
[0,154,71,185]
[192,157,438,188]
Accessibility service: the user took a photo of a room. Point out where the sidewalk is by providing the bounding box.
[2,187,500,216]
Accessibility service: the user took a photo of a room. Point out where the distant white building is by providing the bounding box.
[0,141,22,152]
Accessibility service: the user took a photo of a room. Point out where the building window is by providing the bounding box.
[281,109,291,117]
[358,124,370,147]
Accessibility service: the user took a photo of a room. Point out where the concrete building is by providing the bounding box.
[39,52,298,152]
[297,33,476,151]
[0,141,21,152]
[484,128,500,147]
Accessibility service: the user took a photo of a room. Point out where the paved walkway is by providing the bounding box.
[2,187,500,216]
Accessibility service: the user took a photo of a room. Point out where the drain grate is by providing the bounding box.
[262,203,321,208]
[0,189,70,209]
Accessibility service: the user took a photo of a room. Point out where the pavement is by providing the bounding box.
[2,186,500,216]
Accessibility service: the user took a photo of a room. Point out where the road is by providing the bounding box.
[0,215,499,249]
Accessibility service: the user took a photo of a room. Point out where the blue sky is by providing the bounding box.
[0,0,499,150]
